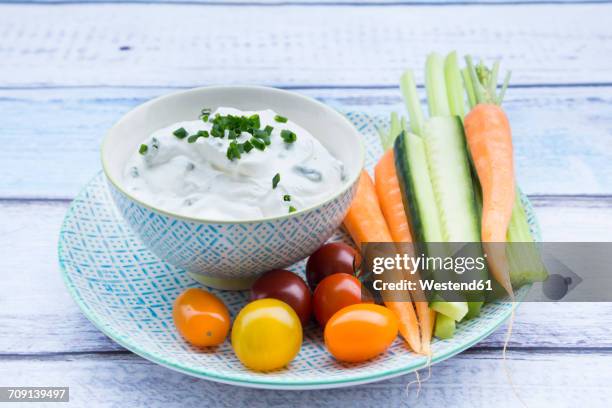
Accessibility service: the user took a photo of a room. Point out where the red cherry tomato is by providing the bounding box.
[250,269,312,325]
[313,273,368,327]
[306,242,359,290]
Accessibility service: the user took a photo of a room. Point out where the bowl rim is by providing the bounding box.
[101,85,365,225]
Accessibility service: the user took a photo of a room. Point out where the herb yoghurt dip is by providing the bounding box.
[123,107,346,221]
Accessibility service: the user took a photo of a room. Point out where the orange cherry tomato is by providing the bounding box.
[324,304,398,363]
[173,288,230,347]
[313,273,367,327]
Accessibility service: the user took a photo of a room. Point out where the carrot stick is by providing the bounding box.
[343,170,421,352]
[375,149,434,355]
[374,150,412,243]
[343,170,393,249]
[464,103,515,296]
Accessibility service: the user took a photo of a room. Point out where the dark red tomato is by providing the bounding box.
[313,273,369,327]
[306,242,359,290]
[250,269,312,325]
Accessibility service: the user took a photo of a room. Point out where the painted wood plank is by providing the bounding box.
[1,86,611,198]
[0,4,611,88]
[5,0,612,5]
[1,351,610,406]
[1,198,611,355]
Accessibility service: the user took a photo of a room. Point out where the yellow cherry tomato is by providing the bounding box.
[231,298,302,371]
[173,288,230,347]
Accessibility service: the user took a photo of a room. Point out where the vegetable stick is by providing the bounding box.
[375,149,434,354]
[343,170,393,249]
[374,150,412,244]
[343,170,421,352]
[463,57,515,296]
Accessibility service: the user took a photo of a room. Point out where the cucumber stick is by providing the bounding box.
[421,116,480,242]
[394,131,443,244]
[394,131,468,322]
[422,116,488,311]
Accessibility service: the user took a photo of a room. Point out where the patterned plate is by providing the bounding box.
[58,112,539,390]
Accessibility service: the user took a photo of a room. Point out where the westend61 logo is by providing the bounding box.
[360,242,610,303]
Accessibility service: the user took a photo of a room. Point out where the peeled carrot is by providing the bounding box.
[464,103,515,296]
[343,170,421,352]
[375,149,433,355]
[343,170,393,249]
[374,150,412,243]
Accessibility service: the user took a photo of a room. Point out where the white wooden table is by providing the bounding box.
[1,1,611,406]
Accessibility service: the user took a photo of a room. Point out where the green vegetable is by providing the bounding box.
[250,137,265,151]
[226,141,241,161]
[173,127,188,139]
[281,129,297,143]
[431,301,468,322]
[425,53,450,117]
[274,115,288,123]
[394,131,469,322]
[283,194,291,202]
[434,313,456,339]
[288,206,297,213]
[400,70,425,136]
[272,173,280,189]
[138,144,148,155]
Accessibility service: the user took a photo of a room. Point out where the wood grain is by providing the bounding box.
[6,0,612,4]
[1,351,611,406]
[1,198,611,355]
[0,4,611,88]
[1,86,612,198]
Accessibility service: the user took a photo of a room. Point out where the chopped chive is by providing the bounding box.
[138,144,148,155]
[250,137,265,151]
[288,206,297,213]
[272,173,280,189]
[197,130,209,138]
[243,140,254,153]
[274,115,288,123]
[249,114,261,130]
[226,141,241,161]
[173,127,188,139]
[200,108,212,122]
[281,129,297,143]
[264,125,274,134]
[283,194,291,202]
[187,135,199,143]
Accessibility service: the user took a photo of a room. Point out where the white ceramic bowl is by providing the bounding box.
[101,86,364,290]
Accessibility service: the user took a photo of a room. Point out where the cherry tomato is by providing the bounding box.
[324,304,398,363]
[173,288,230,347]
[306,242,359,290]
[313,273,366,327]
[231,298,302,371]
[250,269,312,325]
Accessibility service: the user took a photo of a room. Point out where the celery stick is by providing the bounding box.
[506,193,548,287]
[425,53,451,117]
[434,313,456,339]
[400,70,425,136]
[462,68,477,109]
[444,51,465,120]
[377,112,405,151]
